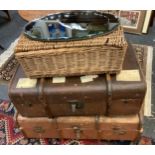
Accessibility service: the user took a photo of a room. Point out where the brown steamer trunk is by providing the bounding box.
[17,114,142,141]
[9,45,146,117]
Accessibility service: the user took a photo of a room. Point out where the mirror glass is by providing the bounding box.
[24,11,120,41]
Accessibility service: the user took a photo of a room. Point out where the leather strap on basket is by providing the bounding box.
[39,78,54,118]
[105,74,112,116]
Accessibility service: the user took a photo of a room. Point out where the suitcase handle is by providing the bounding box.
[68,100,84,112]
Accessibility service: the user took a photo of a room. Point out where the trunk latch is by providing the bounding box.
[68,100,84,112]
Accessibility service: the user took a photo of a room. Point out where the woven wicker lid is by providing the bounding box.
[15,26,127,54]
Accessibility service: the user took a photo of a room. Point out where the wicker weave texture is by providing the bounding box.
[15,26,128,78]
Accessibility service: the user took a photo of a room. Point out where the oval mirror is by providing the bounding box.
[24,11,120,41]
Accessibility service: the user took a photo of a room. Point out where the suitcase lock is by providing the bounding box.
[112,126,126,135]
[73,126,82,139]
[33,126,45,133]
[68,100,84,112]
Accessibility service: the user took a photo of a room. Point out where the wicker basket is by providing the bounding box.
[15,26,128,78]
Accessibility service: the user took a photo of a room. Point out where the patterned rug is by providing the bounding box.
[0,98,154,145]
[0,38,19,81]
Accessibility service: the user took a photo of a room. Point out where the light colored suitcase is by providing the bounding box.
[17,114,143,141]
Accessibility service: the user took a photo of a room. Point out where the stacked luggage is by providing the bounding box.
[8,11,146,141]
